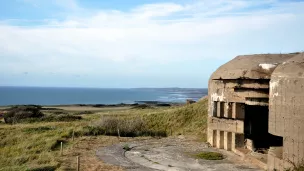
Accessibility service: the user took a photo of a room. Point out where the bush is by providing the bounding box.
[98,116,146,137]
[82,126,105,136]
[83,116,167,137]
[4,106,44,124]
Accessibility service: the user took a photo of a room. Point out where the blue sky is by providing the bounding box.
[0,0,304,88]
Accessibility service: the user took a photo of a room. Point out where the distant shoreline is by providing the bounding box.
[0,87,207,107]
[0,101,186,108]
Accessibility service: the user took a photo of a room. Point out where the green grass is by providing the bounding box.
[194,152,224,160]
[0,116,92,171]
[84,99,208,138]
[0,99,209,170]
[143,99,208,139]
[123,144,131,151]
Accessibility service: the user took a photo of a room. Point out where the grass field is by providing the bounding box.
[0,99,208,171]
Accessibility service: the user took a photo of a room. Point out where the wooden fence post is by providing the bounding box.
[72,130,75,141]
[117,128,120,140]
[60,142,63,156]
[77,156,80,171]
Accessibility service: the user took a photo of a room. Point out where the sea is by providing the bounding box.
[0,86,208,106]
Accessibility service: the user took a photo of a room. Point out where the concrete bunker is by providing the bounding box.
[207,53,304,170]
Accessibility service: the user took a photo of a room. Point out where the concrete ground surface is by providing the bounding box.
[96,136,262,171]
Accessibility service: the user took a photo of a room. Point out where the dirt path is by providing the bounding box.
[97,136,262,171]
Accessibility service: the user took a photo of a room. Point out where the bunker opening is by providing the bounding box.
[244,105,283,152]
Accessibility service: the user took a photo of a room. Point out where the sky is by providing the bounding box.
[0,0,303,88]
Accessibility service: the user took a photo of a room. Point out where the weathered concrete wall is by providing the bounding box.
[269,53,304,169]
[208,53,302,171]
[208,54,295,148]
[210,54,296,80]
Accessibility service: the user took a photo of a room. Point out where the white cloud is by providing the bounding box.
[132,3,185,18]
[0,0,304,75]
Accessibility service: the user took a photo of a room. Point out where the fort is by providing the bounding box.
[207,53,304,170]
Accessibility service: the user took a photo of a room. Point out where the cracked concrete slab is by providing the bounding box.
[96,137,262,171]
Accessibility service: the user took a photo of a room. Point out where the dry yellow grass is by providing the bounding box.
[58,136,125,171]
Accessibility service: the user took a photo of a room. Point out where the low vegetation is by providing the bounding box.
[144,98,208,138]
[83,98,208,138]
[3,106,43,124]
[292,166,304,171]
[123,144,131,151]
[286,163,304,171]
[295,165,304,171]
[131,104,154,109]
[24,115,82,123]
[83,115,167,137]
[194,151,224,160]
[0,99,208,170]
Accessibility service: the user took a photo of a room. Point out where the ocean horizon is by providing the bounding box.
[0,86,208,106]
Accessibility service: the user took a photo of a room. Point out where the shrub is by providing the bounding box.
[82,126,105,136]
[83,116,167,137]
[98,116,147,137]
[4,106,44,124]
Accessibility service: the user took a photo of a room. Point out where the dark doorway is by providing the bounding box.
[244,105,283,150]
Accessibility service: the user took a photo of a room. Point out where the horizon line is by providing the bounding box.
[0,85,208,89]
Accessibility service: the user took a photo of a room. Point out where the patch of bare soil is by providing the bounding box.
[58,136,135,171]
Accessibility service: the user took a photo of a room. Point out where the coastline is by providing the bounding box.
[0,101,185,110]
[0,87,207,107]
